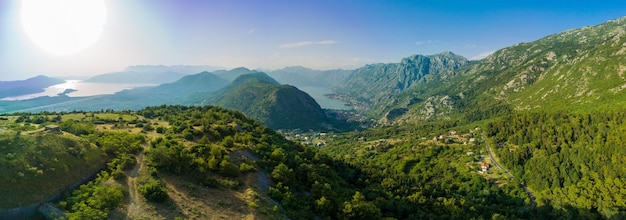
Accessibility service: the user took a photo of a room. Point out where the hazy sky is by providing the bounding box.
[1,0,626,80]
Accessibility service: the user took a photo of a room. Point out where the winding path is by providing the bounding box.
[482,132,537,206]
[126,151,144,219]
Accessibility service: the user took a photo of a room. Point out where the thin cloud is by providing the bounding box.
[279,40,338,48]
[470,50,495,60]
[415,40,442,45]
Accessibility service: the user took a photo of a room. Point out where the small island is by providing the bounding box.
[58,88,78,96]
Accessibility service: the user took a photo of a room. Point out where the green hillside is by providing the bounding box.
[4,16,626,220]
[317,16,626,219]
[205,73,329,129]
[344,17,626,124]
[0,120,106,208]
[428,16,626,116]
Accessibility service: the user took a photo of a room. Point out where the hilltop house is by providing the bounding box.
[481,162,490,172]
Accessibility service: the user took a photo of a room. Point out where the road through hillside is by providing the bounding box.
[482,132,537,206]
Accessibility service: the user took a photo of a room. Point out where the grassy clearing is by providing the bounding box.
[60,112,138,122]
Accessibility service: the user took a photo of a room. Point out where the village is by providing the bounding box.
[280,129,332,147]
[281,127,502,176]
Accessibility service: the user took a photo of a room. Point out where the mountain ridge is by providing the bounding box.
[85,65,222,84]
[334,51,471,118]
[326,17,626,124]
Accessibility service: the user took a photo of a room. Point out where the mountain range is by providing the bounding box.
[2,17,626,130]
[3,16,626,219]
[85,65,222,84]
[0,68,329,130]
[310,17,626,126]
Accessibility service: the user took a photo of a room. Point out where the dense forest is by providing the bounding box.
[2,104,626,219]
[3,15,626,220]
[487,111,626,219]
[0,101,626,219]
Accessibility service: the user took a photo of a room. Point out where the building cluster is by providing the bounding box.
[281,130,331,146]
[432,129,478,145]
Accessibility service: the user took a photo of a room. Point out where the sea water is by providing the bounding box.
[1,80,156,101]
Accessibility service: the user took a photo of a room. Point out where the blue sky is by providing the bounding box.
[1,0,626,80]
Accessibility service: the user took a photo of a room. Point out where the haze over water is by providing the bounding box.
[1,80,157,101]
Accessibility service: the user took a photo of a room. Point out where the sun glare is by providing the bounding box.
[21,0,106,56]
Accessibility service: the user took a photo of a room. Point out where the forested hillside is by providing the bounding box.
[203,73,329,129]
[382,17,626,124]
[487,111,626,218]
[0,120,106,209]
[321,18,626,125]
[3,15,626,220]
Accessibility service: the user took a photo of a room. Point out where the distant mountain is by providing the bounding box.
[10,18,626,128]
[2,69,331,130]
[213,67,266,82]
[156,71,230,96]
[267,66,351,88]
[0,75,65,99]
[86,71,185,84]
[203,72,328,129]
[334,52,471,117]
[5,71,230,113]
[98,71,231,108]
[124,65,222,74]
[85,65,222,84]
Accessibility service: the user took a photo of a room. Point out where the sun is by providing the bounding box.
[21,0,106,56]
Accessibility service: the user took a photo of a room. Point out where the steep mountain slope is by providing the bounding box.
[475,17,626,111]
[372,17,626,124]
[203,73,328,129]
[334,52,471,117]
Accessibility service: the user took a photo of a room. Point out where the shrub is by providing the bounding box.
[139,179,168,202]
[239,162,256,173]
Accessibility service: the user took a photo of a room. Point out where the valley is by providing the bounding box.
[1,16,626,219]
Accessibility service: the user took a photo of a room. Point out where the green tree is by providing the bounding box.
[270,148,286,163]
[139,178,168,202]
[341,191,382,220]
[271,163,294,185]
